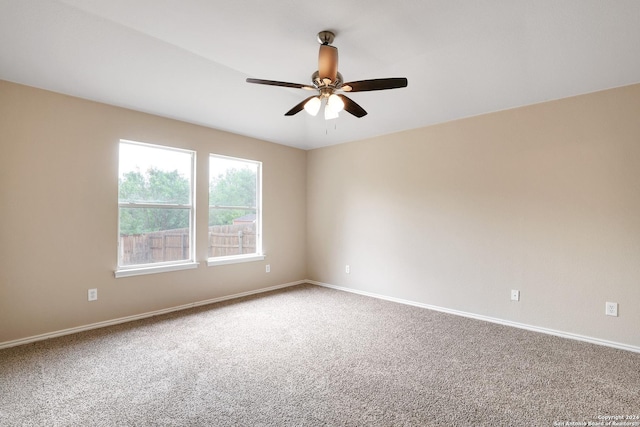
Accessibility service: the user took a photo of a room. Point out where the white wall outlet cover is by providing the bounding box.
[265,264,270,273]
[88,288,98,301]
[510,290,520,301]
[605,302,618,317]
[345,265,350,274]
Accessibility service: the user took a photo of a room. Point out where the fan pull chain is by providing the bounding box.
[325,123,338,135]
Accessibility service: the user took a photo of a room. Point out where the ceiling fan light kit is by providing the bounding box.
[247,31,408,120]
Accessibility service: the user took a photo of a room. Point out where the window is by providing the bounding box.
[208,154,263,266]
[116,140,197,277]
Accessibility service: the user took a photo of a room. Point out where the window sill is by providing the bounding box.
[115,262,199,278]
[207,254,265,267]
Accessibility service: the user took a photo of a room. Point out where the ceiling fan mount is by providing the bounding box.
[246,30,408,119]
[316,30,335,45]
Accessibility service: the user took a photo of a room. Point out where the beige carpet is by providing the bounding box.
[1,283,639,426]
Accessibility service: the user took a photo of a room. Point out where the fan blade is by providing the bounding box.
[338,94,367,118]
[318,45,338,82]
[246,78,315,91]
[285,96,318,116]
[341,78,408,92]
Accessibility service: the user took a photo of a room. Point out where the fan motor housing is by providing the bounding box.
[312,71,343,89]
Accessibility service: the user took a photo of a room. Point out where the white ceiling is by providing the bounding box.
[1,1,640,150]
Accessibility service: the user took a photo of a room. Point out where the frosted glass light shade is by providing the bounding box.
[304,97,321,116]
[324,105,339,120]
[327,94,344,113]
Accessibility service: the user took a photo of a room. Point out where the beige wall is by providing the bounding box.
[307,84,640,348]
[0,80,307,343]
[2,79,639,349]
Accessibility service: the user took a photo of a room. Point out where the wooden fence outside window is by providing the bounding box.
[119,224,256,265]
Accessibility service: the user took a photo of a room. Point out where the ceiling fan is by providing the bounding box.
[246,31,408,120]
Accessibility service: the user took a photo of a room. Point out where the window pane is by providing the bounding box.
[209,155,261,259]
[118,139,196,272]
[209,156,257,208]
[119,207,190,266]
[119,142,192,204]
[208,209,256,258]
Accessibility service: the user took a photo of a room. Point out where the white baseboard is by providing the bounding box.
[0,280,306,350]
[5,279,638,354]
[308,280,640,354]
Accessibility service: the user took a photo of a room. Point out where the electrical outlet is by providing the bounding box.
[345,265,350,274]
[265,264,270,273]
[605,302,618,317]
[88,288,98,302]
[511,290,520,301]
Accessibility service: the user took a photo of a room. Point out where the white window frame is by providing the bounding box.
[207,154,263,267]
[115,139,198,278]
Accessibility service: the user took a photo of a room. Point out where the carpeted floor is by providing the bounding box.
[1,283,639,426]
